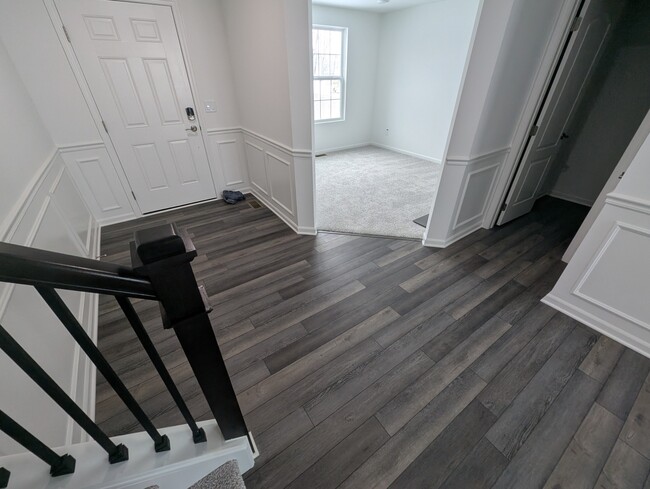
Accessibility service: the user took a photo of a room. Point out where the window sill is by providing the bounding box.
[315,118,345,125]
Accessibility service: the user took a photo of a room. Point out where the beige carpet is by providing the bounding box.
[315,146,442,238]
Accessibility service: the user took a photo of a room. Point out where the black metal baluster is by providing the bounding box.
[116,296,206,443]
[0,324,129,463]
[36,286,170,452]
[131,224,250,444]
[0,411,75,477]
[0,467,10,488]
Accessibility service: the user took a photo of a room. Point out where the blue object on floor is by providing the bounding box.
[223,190,246,205]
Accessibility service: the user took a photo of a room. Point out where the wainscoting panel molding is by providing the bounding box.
[60,144,135,225]
[266,152,295,217]
[544,194,650,357]
[206,129,249,190]
[242,129,301,232]
[0,151,99,456]
[244,140,270,197]
[424,149,508,248]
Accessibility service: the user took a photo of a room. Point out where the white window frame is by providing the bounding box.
[312,25,348,124]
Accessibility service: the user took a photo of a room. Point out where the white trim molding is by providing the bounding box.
[424,148,508,248]
[548,190,595,207]
[314,142,371,154]
[544,191,650,358]
[240,128,316,235]
[369,143,443,164]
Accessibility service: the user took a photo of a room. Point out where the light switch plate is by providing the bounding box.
[204,100,217,113]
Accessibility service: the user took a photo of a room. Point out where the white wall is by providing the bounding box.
[221,0,294,148]
[180,0,242,130]
[221,0,315,233]
[312,6,380,152]
[372,0,480,161]
[0,0,100,147]
[470,0,571,156]
[0,40,55,233]
[548,0,650,206]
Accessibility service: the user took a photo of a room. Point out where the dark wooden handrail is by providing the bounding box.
[0,223,251,480]
[0,242,157,299]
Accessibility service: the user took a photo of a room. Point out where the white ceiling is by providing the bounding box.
[312,0,443,13]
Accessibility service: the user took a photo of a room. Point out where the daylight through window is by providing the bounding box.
[313,26,346,122]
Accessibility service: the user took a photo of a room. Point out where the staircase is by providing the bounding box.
[0,224,256,488]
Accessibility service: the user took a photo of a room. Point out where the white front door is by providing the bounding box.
[57,0,216,213]
[498,0,623,225]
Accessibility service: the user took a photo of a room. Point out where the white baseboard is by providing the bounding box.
[314,142,371,154]
[244,187,307,235]
[422,222,483,248]
[297,225,318,235]
[369,142,442,164]
[542,293,650,359]
[549,190,594,207]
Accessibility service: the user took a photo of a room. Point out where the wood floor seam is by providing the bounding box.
[94,197,650,489]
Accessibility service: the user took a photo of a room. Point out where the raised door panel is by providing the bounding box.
[168,139,200,185]
[133,143,169,190]
[99,57,149,128]
[143,59,182,125]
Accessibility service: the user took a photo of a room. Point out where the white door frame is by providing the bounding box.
[482,0,583,228]
[44,0,218,219]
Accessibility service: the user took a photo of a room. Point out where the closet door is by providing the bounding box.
[498,0,620,225]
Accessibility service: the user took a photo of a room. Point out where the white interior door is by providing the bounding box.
[498,0,621,225]
[57,0,216,213]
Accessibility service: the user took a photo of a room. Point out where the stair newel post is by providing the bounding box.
[131,224,250,444]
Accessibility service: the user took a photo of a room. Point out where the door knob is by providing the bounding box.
[560,132,569,140]
[187,125,198,132]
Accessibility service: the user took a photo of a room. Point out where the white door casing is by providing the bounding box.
[57,0,217,213]
[498,0,621,225]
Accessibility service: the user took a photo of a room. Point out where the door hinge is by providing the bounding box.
[501,202,508,212]
[131,190,137,201]
[570,16,583,32]
[101,120,109,134]
[62,25,71,43]
[530,125,539,137]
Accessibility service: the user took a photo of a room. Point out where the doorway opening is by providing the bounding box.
[311,0,480,239]
[496,0,650,246]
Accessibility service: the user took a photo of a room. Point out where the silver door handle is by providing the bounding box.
[187,125,198,132]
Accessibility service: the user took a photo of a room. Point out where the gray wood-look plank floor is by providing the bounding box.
[97,196,650,489]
